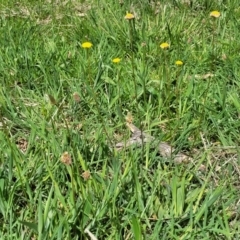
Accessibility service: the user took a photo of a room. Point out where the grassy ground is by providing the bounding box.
[0,0,240,239]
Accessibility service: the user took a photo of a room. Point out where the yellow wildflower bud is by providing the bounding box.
[210,11,220,18]
[175,60,183,66]
[112,58,121,63]
[160,42,170,49]
[125,13,135,20]
[81,42,93,49]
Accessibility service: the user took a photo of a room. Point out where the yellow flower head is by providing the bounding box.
[112,58,121,63]
[125,12,135,20]
[81,42,93,49]
[210,11,220,18]
[175,60,183,66]
[160,42,170,49]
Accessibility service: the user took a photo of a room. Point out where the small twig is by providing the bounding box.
[84,228,98,240]
[200,132,208,151]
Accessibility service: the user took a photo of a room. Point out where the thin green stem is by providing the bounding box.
[129,20,138,102]
[116,67,123,117]
[128,18,144,162]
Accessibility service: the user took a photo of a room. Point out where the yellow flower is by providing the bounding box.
[125,12,135,20]
[160,42,170,49]
[175,60,183,66]
[112,58,121,63]
[210,11,220,18]
[81,42,93,49]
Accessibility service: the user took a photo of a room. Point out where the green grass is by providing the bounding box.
[0,0,240,239]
